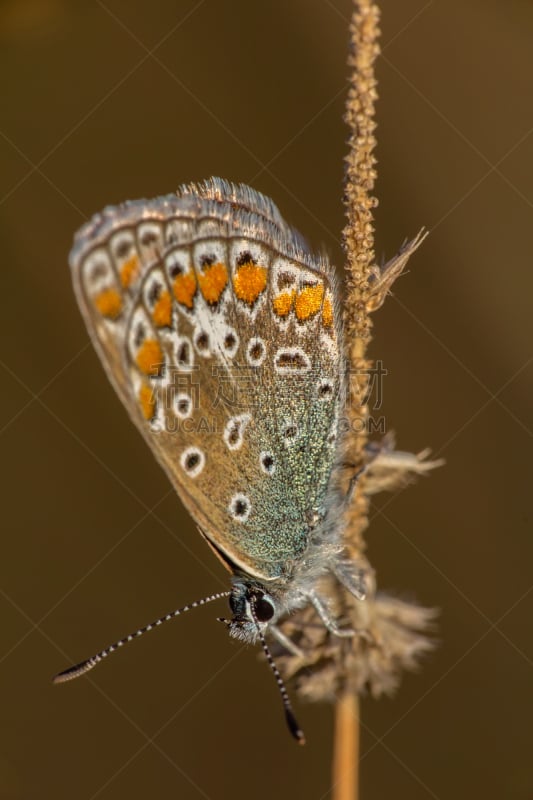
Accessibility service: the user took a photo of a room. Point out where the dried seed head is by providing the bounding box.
[271,578,437,704]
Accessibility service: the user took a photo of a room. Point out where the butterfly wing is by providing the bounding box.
[70,178,344,582]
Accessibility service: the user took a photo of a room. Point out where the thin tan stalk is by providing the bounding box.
[342,0,380,546]
[332,692,360,800]
[334,2,380,796]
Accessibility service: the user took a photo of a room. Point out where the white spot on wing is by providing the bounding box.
[137,221,164,264]
[274,347,311,375]
[228,493,251,523]
[246,337,266,367]
[175,392,192,420]
[260,451,275,475]
[317,378,335,401]
[180,446,205,478]
[174,335,194,371]
[223,414,252,451]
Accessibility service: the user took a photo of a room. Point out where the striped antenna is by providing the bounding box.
[53,591,231,684]
[250,599,306,745]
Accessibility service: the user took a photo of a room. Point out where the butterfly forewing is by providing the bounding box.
[70,179,344,581]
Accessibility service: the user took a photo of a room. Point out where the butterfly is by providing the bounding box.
[54,178,367,743]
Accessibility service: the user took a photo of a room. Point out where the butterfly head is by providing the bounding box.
[225,581,278,643]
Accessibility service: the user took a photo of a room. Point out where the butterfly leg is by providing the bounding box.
[269,625,305,658]
[345,437,389,500]
[307,591,355,638]
[347,464,368,501]
[333,559,368,601]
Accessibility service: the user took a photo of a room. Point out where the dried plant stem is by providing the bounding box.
[336,2,380,797]
[332,691,360,800]
[341,0,380,549]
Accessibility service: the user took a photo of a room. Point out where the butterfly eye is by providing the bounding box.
[254,593,275,622]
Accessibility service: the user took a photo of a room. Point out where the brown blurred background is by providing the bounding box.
[1,1,531,798]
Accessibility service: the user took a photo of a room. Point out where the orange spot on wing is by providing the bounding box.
[120,255,139,288]
[139,382,156,420]
[152,290,172,327]
[136,339,163,376]
[294,284,324,321]
[173,273,197,308]
[322,296,333,328]
[272,290,295,317]
[198,262,228,304]
[233,262,267,305]
[94,288,123,319]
